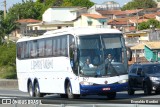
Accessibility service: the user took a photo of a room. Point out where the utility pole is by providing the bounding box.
[3,0,6,19]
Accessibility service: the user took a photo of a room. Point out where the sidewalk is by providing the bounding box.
[0,79,18,89]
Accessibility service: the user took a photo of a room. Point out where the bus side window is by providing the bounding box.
[38,40,45,57]
[30,40,38,58]
[45,39,52,56]
[21,42,25,59]
[17,43,22,59]
[24,42,29,58]
[53,38,57,56]
[57,38,61,56]
[61,35,68,57]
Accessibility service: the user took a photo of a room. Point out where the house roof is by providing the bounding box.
[96,10,122,15]
[16,19,41,23]
[97,9,143,16]
[125,9,143,14]
[145,41,160,49]
[143,13,156,19]
[131,41,160,50]
[129,18,148,23]
[82,14,106,19]
[131,43,145,50]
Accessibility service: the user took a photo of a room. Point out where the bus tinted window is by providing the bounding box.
[38,39,45,57]
[21,43,25,59]
[30,40,38,58]
[57,38,61,56]
[61,35,68,56]
[45,39,52,56]
[53,38,57,56]
[24,42,29,58]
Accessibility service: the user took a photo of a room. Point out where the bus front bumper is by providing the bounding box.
[80,83,128,95]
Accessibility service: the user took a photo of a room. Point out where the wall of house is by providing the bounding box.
[144,46,160,62]
[43,8,77,22]
[43,8,87,22]
[144,46,154,61]
[74,15,105,27]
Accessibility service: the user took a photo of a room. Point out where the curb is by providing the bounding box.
[0,79,18,89]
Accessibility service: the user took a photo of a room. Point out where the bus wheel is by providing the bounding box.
[28,82,35,97]
[66,83,80,99]
[106,92,116,99]
[67,82,74,99]
[34,82,43,97]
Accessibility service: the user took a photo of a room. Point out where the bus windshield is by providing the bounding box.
[78,34,127,77]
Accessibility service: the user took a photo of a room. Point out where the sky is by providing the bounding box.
[0,0,132,11]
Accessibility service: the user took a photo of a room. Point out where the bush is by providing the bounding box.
[0,42,17,79]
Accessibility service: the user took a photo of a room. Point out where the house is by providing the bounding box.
[74,14,109,28]
[107,17,134,31]
[88,1,120,14]
[27,7,87,31]
[130,41,160,63]
[131,43,145,58]
[43,7,87,22]
[10,19,42,40]
[24,7,88,36]
[144,41,160,62]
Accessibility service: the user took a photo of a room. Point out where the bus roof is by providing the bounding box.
[17,27,122,42]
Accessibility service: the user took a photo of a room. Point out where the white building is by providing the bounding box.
[43,7,87,22]
[27,7,88,31]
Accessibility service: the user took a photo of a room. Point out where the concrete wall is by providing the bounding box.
[0,79,18,89]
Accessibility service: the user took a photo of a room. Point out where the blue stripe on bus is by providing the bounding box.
[80,83,128,95]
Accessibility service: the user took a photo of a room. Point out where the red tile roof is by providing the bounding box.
[96,10,122,15]
[125,9,143,14]
[143,14,156,19]
[82,14,106,19]
[16,19,41,23]
[97,9,143,16]
[130,18,148,23]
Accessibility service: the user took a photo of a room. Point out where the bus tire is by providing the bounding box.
[66,82,79,99]
[106,92,116,99]
[67,82,74,99]
[28,82,35,97]
[34,82,43,97]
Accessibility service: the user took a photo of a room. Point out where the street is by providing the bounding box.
[0,89,160,106]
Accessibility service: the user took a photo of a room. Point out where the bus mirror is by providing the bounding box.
[127,47,132,61]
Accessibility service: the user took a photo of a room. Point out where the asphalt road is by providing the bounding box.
[0,89,160,106]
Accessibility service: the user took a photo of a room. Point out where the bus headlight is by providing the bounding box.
[80,81,94,85]
[118,79,128,84]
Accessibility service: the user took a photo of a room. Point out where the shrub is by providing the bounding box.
[0,42,17,79]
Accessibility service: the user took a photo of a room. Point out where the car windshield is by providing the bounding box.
[143,64,160,74]
[77,34,127,77]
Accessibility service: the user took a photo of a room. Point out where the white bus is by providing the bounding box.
[16,27,132,99]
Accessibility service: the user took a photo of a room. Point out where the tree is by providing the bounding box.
[121,0,157,10]
[7,1,40,20]
[138,19,160,30]
[62,0,94,8]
